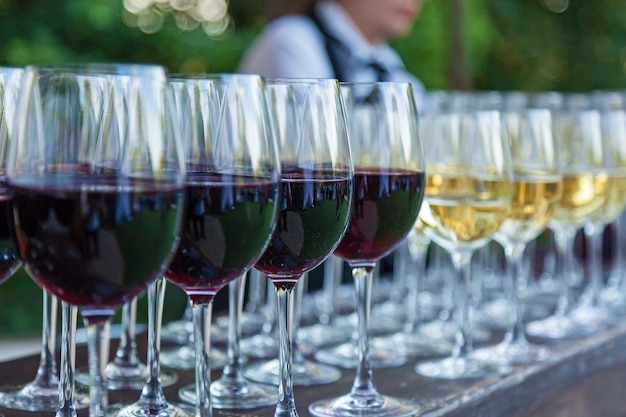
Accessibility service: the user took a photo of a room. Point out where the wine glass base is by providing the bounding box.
[419,319,492,344]
[472,340,556,366]
[75,364,178,390]
[415,355,511,380]
[177,378,275,409]
[389,331,454,357]
[110,401,194,417]
[525,313,607,340]
[160,345,228,371]
[244,358,341,386]
[309,393,419,417]
[298,322,352,348]
[161,320,193,344]
[240,333,278,359]
[215,311,267,336]
[478,298,551,330]
[314,339,407,369]
[335,313,403,337]
[0,381,89,412]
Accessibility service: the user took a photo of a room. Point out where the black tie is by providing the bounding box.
[368,61,389,82]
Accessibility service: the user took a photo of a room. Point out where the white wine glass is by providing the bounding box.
[414,110,513,380]
[526,108,608,339]
[473,108,562,365]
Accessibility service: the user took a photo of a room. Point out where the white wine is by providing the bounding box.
[494,175,562,245]
[585,173,626,225]
[549,172,605,231]
[419,174,511,252]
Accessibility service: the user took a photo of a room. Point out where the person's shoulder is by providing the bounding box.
[261,14,323,45]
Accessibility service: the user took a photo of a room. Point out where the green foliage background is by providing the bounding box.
[1,0,626,335]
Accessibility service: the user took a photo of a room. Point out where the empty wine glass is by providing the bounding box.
[414,110,513,380]
[473,108,562,365]
[309,81,424,417]
[253,78,353,417]
[8,63,186,417]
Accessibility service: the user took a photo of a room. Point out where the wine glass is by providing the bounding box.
[573,107,626,324]
[309,81,424,417]
[253,78,353,417]
[8,63,186,417]
[526,108,609,339]
[473,108,562,365]
[75,71,179,392]
[413,109,514,380]
[0,67,25,417]
[244,79,343,386]
[0,66,59,414]
[163,73,280,416]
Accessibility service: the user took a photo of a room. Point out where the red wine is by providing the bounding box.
[334,169,425,267]
[11,176,183,323]
[0,186,20,284]
[165,173,278,303]
[254,170,352,286]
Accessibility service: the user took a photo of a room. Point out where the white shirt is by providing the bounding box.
[237,0,425,106]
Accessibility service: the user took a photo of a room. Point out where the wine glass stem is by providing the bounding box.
[274,284,297,417]
[450,251,474,358]
[321,257,342,324]
[33,291,58,389]
[191,299,213,417]
[553,229,577,316]
[220,274,246,384]
[86,319,109,417]
[137,278,168,409]
[350,267,378,400]
[113,298,140,367]
[405,244,428,333]
[503,244,528,344]
[292,277,305,366]
[56,302,78,417]
[584,223,605,307]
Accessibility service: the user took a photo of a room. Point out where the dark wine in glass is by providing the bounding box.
[256,170,351,279]
[11,177,181,320]
[334,169,425,263]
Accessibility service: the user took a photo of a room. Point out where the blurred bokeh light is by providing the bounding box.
[122,0,231,37]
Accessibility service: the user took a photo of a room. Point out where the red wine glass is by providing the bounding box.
[252,78,353,417]
[7,64,186,417]
[164,73,280,416]
[244,79,344,387]
[308,81,424,417]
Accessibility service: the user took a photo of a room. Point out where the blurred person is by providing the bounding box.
[238,0,426,106]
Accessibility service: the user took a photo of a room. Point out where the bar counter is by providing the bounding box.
[2,316,626,417]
